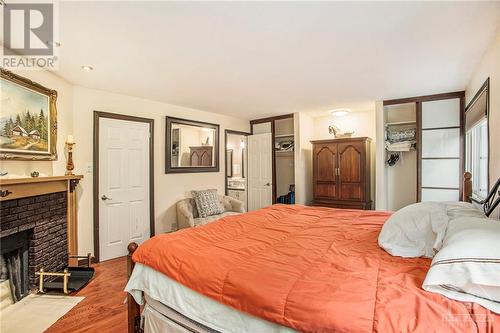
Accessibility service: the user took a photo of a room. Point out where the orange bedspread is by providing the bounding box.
[133,205,499,332]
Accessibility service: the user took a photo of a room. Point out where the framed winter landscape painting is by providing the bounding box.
[0,69,58,160]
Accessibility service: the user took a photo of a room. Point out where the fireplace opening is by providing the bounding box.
[0,230,30,302]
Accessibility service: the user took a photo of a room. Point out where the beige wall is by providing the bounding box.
[294,112,314,205]
[312,109,376,141]
[1,71,249,256]
[466,29,500,217]
[72,87,249,254]
[466,30,500,180]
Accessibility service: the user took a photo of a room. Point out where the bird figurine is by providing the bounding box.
[328,125,354,138]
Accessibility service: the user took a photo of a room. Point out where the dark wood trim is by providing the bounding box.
[383,91,465,106]
[224,130,250,195]
[93,111,155,263]
[271,120,277,204]
[165,116,220,174]
[242,148,245,179]
[416,102,422,202]
[459,95,465,198]
[465,78,490,191]
[77,257,98,267]
[226,149,233,178]
[463,172,472,202]
[249,113,294,125]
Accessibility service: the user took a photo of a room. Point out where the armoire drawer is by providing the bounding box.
[312,200,372,210]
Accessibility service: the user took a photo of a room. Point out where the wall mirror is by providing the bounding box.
[165,117,219,173]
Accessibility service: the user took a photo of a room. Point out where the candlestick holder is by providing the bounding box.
[65,142,75,176]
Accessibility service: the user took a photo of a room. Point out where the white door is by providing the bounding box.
[99,117,151,261]
[248,133,273,210]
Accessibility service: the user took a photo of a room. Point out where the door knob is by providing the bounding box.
[101,195,112,201]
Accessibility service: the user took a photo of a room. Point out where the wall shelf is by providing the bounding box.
[385,121,416,127]
[275,134,294,139]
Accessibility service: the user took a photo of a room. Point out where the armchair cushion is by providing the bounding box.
[192,189,224,218]
[193,211,240,227]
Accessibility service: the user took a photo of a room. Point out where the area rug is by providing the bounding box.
[0,293,84,333]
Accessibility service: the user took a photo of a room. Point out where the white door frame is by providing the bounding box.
[93,111,155,262]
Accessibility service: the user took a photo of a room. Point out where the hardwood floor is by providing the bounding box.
[45,256,128,333]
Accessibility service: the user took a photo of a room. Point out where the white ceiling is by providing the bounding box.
[52,1,500,119]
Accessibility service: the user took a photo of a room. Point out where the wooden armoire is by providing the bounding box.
[311,137,372,210]
[189,146,213,166]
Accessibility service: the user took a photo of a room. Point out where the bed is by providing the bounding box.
[125,173,500,333]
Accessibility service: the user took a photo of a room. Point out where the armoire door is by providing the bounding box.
[338,141,364,201]
[313,143,338,200]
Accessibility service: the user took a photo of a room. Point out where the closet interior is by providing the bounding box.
[274,118,295,204]
[384,103,418,211]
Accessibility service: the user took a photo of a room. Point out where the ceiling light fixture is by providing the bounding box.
[81,65,94,71]
[330,108,351,117]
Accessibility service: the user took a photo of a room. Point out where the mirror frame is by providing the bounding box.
[226,149,233,177]
[165,116,220,173]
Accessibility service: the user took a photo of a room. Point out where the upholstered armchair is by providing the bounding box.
[176,195,245,229]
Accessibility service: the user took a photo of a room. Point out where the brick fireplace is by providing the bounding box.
[0,175,81,301]
[1,192,69,290]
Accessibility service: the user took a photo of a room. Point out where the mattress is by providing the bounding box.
[130,204,499,332]
[144,295,215,333]
[126,263,296,333]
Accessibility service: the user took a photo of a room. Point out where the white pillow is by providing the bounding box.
[378,202,449,258]
[444,201,486,221]
[423,217,500,314]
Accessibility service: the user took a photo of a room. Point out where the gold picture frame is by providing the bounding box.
[1,68,58,161]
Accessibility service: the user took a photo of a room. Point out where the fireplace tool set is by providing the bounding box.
[35,253,95,294]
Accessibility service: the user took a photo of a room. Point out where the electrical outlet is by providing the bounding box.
[86,162,93,174]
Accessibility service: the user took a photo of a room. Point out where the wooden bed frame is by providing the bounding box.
[126,172,500,333]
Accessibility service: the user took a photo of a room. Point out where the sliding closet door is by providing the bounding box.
[419,98,463,201]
